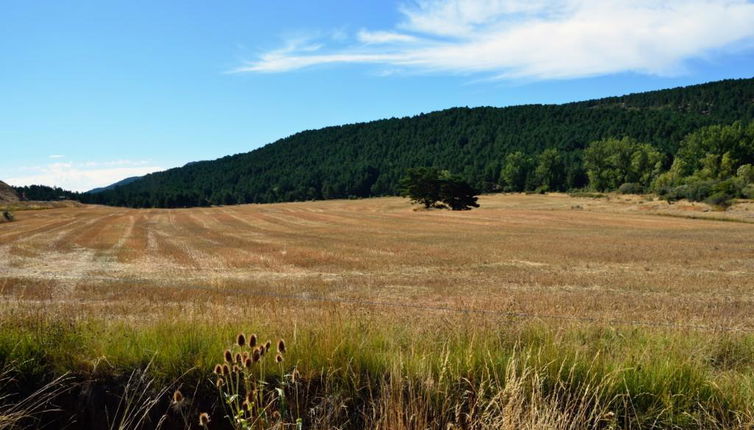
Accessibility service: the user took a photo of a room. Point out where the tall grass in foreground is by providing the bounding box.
[0,362,70,429]
[0,309,753,428]
[206,334,301,429]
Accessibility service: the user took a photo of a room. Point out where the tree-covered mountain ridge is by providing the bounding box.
[83,77,754,208]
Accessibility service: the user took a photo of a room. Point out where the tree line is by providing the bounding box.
[11,185,81,201]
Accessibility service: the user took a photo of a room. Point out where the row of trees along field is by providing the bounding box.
[16,78,754,208]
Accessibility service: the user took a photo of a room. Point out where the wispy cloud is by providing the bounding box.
[357,30,419,45]
[234,0,754,79]
[5,160,163,192]
[49,154,65,159]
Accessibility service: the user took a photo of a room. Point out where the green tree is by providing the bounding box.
[584,137,664,191]
[399,167,443,208]
[676,121,754,179]
[533,149,565,191]
[438,172,480,210]
[651,158,687,192]
[500,151,532,192]
[399,168,480,210]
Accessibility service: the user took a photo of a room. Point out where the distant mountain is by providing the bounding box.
[0,181,20,203]
[88,176,141,194]
[82,77,754,208]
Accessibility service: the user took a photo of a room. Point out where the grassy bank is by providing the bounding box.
[1,307,753,429]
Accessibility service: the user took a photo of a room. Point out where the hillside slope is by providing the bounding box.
[88,176,141,194]
[0,181,19,203]
[84,77,754,208]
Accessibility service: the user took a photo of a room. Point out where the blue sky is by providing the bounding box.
[3,0,754,191]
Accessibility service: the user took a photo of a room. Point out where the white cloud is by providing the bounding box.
[357,30,419,44]
[238,52,403,73]
[5,160,162,192]
[397,0,553,37]
[49,154,64,159]
[236,0,754,79]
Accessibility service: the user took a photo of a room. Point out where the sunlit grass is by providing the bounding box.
[0,305,753,428]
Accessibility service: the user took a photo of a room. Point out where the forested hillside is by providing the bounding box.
[83,78,754,208]
[11,184,80,201]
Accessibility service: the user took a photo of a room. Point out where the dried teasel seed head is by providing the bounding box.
[252,348,261,362]
[237,333,246,347]
[272,410,281,421]
[277,339,286,354]
[259,346,265,357]
[222,364,230,375]
[172,389,184,404]
[224,349,233,363]
[213,364,223,375]
[275,353,284,363]
[265,340,272,352]
[199,412,210,426]
[216,377,225,388]
[242,351,249,360]
[249,333,258,347]
[232,364,240,373]
[246,392,254,404]
[244,357,252,369]
[235,352,242,364]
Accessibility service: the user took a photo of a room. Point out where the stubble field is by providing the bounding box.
[1,194,754,429]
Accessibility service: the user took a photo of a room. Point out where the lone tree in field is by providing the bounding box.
[399,167,443,208]
[399,167,479,210]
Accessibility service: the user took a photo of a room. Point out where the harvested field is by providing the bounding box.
[1,194,753,328]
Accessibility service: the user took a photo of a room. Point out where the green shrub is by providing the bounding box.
[743,184,754,199]
[658,179,735,204]
[568,191,606,199]
[685,180,716,202]
[656,184,685,202]
[618,182,644,194]
[704,192,734,209]
[737,164,754,184]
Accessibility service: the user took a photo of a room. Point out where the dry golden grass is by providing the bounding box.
[1,193,753,329]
